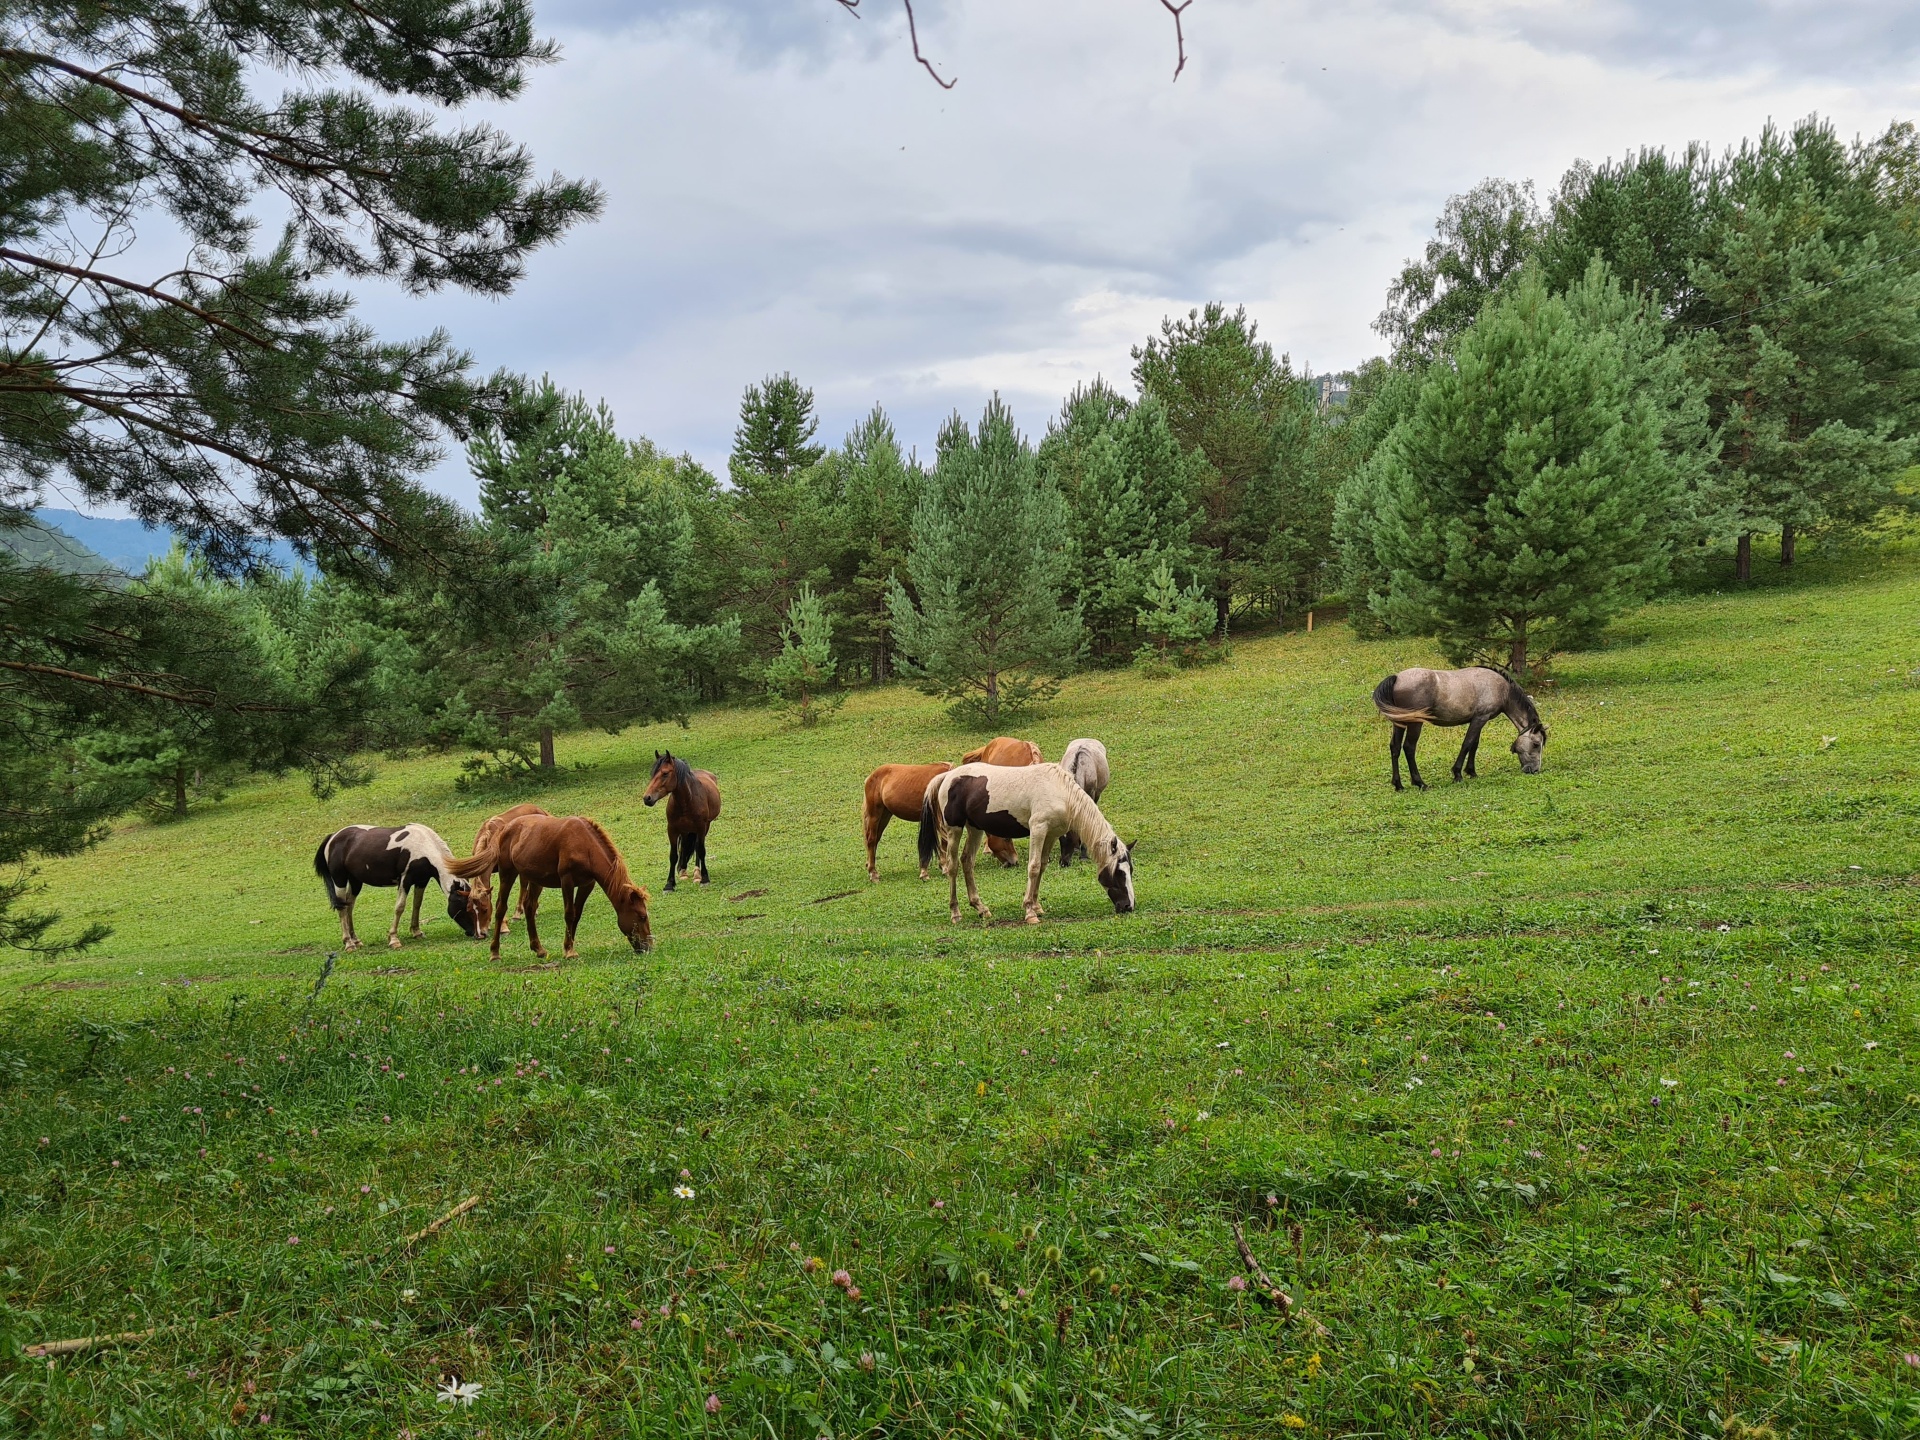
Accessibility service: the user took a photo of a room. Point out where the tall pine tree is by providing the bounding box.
[888,399,1083,722]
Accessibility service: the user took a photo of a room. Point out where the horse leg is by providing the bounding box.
[522,883,547,959]
[1403,722,1428,790]
[696,829,710,886]
[389,884,409,949]
[1389,725,1406,791]
[664,832,678,893]
[338,881,360,951]
[409,881,426,938]
[866,802,889,882]
[560,882,585,960]
[1454,718,1488,782]
[1023,824,1052,925]
[488,873,516,959]
[963,830,991,922]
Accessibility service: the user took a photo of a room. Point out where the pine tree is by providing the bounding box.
[1133,560,1215,673]
[887,398,1083,722]
[1039,388,1203,661]
[832,407,920,682]
[765,586,844,727]
[1371,270,1682,678]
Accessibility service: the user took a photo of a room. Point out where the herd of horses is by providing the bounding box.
[311,665,1547,956]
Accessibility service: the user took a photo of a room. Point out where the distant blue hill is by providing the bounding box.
[34,508,304,576]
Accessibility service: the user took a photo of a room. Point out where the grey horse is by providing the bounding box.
[1056,738,1111,866]
[1371,668,1547,790]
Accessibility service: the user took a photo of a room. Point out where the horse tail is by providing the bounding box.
[1372,673,1434,725]
[447,837,499,881]
[959,743,987,766]
[918,785,941,872]
[314,834,344,910]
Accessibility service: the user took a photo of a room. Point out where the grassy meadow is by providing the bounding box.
[2,542,1918,1438]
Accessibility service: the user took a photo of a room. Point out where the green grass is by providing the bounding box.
[2,542,1918,1438]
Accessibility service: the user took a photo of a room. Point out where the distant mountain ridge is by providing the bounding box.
[0,513,126,583]
[28,509,304,576]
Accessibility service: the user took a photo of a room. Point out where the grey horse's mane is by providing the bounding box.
[1507,679,1544,733]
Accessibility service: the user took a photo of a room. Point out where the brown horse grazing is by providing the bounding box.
[642,751,721,890]
[864,763,954,881]
[464,803,551,937]
[449,814,651,959]
[957,737,1042,865]
[1372,667,1548,791]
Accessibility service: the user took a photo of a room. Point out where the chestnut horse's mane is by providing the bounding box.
[576,817,639,894]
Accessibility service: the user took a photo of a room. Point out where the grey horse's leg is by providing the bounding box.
[1455,717,1489,781]
[1390,725,1407,791]
[1403,723,1428,790]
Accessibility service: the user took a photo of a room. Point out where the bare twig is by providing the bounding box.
[1230,1220,1329,1336]
[401,1194,482,1248]
[900,0,955,89]
[24,1309,241,1359]
[1159,0,1192,81]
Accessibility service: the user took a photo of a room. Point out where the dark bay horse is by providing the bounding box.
[314,824,481,950]
[922,762,1134,926]
[1371,667,1548,791]
[1056,738,1111,867]
[449,813,651,959]
[464,803,551,937]
[864,762,952,881]
[643,751,721,890]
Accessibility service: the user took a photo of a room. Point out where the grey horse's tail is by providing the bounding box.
[314,834,344,911]
[918,788,941,872]
[1372,673,1434,725]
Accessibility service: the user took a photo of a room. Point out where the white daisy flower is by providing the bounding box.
[673,1184,696,1200]
[436,1379,482,1407]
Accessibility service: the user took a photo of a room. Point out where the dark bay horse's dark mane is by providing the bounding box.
[671,754,694,792]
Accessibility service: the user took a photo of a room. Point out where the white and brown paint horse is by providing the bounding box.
[313,824,482,950]
[1055,738,1111,868]
[921,762,1134,925]
[1371,666,1547,791]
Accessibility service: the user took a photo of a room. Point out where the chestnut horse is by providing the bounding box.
[956,737,1043,866]
[449,814,651,959]
[463,803,550,937]
[643,751,721,890]
[864,763,954,881]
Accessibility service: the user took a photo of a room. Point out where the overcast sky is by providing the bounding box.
[353,0,1920,506]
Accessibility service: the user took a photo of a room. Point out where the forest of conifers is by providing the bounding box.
[7,105,1920,930]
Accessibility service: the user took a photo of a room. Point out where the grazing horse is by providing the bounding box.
[642,751,721,890]
[957,737,1044,866]
[1371,666,1548,791]
[464,803,551,937]
[864,762,953,881]
[1056,738,1112,868]
[921,762,1135,926]
[313,825,481,951]
[449,814,651,959]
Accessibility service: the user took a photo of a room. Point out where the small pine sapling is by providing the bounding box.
[766,586,845,727]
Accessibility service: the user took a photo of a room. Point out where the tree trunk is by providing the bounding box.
[1508,618,1528,681]
[1735,532,1752,581]
[1779,524,1795,566]
[984,669,999,720]
[539,725,556,770]
[1215,591,1231,640]
[874,640,888,685]
[172,763,189,819]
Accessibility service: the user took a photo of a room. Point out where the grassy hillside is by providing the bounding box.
[1,544,1916,1437]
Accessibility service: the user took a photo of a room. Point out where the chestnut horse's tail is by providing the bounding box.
[447,839,498,881]
[1372,673,1435,725]
[313,834,345,911]
[918,786,941,873]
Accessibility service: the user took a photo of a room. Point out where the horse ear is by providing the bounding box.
[654,750,661,760]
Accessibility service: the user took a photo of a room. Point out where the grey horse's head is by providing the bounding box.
[1512,725,1548,774]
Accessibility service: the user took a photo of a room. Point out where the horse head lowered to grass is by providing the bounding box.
[1371,666,1548,790]
[450,814,651,959]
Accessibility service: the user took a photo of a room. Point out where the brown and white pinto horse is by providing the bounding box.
[642,751,721,890]
[313,824,481,950]
[449,814,651,959]
[922,762,1135,926]
[462,803,551,937]
[1372,666,1548,791]
[864,762,952,881]
[956,737,1043,866]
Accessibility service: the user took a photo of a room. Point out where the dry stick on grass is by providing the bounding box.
[25,1309,241,1360]
[402,1194,482,1248]
[1230,1221,1330,1337]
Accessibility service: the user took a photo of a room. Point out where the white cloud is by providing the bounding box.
[354,0,1920,502]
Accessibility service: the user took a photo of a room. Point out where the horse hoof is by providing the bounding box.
[563,950,578,961]
[389,939,403,950]
[950,912,962,924]
[699,876,710,886]
[1025,913,1041,926]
